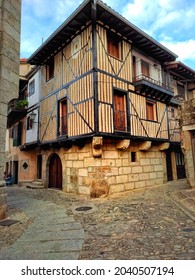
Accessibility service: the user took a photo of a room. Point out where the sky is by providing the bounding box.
[21,0,195,70]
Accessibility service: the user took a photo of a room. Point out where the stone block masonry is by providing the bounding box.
[0,0,21,178]
[45,139,166,197]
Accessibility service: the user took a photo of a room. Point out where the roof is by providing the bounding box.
[165,61,195,81]
[28,0,177,65]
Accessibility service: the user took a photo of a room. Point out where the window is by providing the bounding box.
[146,100,157,121]
[107,31,121,59]
[13,123,22,146]
[58,98,67,136]
[29,80,35,96]
[131,152,137,162]
[27,116,33,130]
[114,90,127,131]
[46,57,54,81]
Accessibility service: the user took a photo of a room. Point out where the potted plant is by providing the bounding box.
[16,100,28,109]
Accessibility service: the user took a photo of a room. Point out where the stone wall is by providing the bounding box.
[42,139,166,197]
[180,98,195,188]
[0,0,21,182]
[181,130,195,187]
[180,99,195,126]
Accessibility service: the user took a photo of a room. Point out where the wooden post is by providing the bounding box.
[92,2,99,133]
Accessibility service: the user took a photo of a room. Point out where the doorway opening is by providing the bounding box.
[13,161,18,184]
[37,155,42,179]
[49,153,62,189]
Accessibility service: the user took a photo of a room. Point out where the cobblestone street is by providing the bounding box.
[0,179,195,260]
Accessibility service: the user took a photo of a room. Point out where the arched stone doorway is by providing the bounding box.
[49,153,62,189]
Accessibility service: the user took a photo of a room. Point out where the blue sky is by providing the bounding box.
[21,0,195,70]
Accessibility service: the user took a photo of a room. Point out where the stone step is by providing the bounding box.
[32,180,43,186]
[26,181,44,189]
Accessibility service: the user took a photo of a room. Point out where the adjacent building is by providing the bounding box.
[0,0,21,185]
[5,0,195,196]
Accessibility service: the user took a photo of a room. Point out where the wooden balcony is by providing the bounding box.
[7,99,27,128]
[133,62,174,102]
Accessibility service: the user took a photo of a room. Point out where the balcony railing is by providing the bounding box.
[113,109,180,142]
[133,61,174,93]
[114,110,127,132]
[8,98,28,112]
[7,99,28,128]
[58,116,67,136]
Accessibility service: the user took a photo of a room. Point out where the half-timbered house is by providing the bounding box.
[6,0,195,196]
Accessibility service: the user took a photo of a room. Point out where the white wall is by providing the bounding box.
[26,69,40,143]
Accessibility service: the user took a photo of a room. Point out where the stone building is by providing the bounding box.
[5,0,195,196]
[179,79,195,187]
[165,62,195,187]
[0,0,21,185]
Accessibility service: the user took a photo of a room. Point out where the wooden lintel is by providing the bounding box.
[139,141,152,151]
[116,139,130,150]
[159,142,170,151]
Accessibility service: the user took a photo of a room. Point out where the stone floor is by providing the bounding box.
[0,179,195,260]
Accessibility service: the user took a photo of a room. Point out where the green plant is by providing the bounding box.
[16,100,28,108]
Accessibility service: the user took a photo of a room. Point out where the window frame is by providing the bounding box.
[46,57,54,82]
[29,79,35,96]
[113,89,128,132]
[58,97,68,136]
[146,99,157,121]
[107,31,122,60]
[26,116,33,130]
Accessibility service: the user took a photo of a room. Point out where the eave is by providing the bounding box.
[28,0,177,65]
[165,61,195,81]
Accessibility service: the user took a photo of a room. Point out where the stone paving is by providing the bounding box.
[0,192,84,260]
[0,179,195,260]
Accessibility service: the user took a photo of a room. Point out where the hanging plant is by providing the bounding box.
[16,100,28,109]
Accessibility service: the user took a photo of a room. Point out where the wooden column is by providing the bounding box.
[92,2,99,133]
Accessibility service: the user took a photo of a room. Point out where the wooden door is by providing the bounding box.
[141,60,149,77]
[37,155,42,179]
[166,151,173,181]
[49,154,62,189]
[114,91,127,131]
[176,152,186,179]
[13,161,18,184]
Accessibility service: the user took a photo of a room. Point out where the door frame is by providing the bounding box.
[48,153,62,189]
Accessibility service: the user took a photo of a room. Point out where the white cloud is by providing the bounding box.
[161,39,195,61]
[20,0,195,69]
[122,0,195,37]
